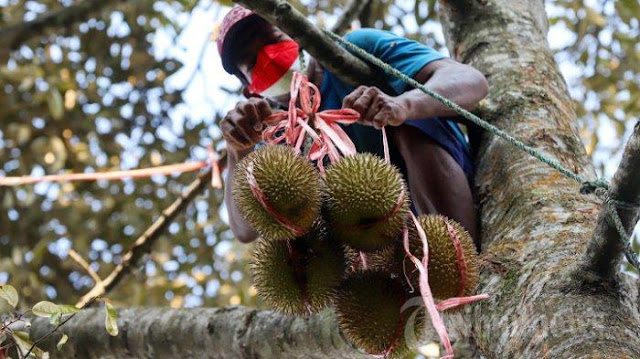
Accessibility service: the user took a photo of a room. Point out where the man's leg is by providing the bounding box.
[390,125,478,244]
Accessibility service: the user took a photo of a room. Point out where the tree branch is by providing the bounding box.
[584,121,640,278]
[68,248,103,285]
[29,306,369,359]
[233,0,391,92]
[75,168,216,307]
[330,0,371,35]
[0,0,126,61]
[438,0,640,356]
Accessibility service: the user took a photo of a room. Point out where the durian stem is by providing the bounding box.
[301,113,316,158]
[301,133,315,158]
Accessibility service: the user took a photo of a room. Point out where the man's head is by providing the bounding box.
[217,6,294,100]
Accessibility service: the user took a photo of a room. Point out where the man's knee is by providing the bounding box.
[390,125,478,241]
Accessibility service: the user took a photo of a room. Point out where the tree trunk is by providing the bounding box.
[438,0,640,357]
[29,307,367,359]
[27,0,640,358]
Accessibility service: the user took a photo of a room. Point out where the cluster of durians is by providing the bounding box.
[233,145,479,358]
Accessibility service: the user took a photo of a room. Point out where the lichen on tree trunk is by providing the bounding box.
[439,0,640,357]
[29,306,369,359]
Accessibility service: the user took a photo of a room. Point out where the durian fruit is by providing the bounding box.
[344,244,397,273]
[233,145,322,241]
[335,271,423,358]
[401,215,479,301]
[250,223,346,316]
[324,153,409,252]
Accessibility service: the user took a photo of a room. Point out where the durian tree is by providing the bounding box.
[2,0,640,358]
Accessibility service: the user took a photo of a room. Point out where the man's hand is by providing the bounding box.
[220,98,272,151]
[342,86,410,129]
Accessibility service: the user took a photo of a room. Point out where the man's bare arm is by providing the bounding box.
[397,58,488,120]
[343,58,488,128]
[220,98,272,243]
[224,148,259,243]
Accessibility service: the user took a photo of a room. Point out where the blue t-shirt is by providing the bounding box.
[319,29,473,181]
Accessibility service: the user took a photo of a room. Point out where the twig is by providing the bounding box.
[22,297,100,359]
[68,249,103,286]
[330,0,371,35]
[0,311,29,332]
[75,167,218,307]
[584,122,640,278]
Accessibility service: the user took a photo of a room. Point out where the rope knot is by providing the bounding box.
[580,178,609,195]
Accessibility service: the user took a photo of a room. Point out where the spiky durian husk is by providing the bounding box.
[335,271,423,358]
[233,145,322,241]
[249,223,346,316]
[401,215,479,302]
[343,244,398,273]
[324,153,409,252]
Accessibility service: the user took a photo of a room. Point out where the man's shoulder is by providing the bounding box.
[343,29,438,55]
[343,28,400,48]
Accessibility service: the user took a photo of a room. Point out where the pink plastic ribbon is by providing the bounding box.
[402,215,455,358]
[249,72,359,234]
[262,72,359,172]
[0,147,223,189]
[359,252,369,270]
[379,126,488,359]
[446,221,469,297]
[245,160,307,237]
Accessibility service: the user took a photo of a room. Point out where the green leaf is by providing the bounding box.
[0,284,18,308]
[12,330,33,351]
[0,285,18,312]
[49,311,61,325]
[104,302,118,336]
[32,301,61,317]
[56,334,69,351]
[46,88,64,120]
[57,305,81,315]
[12,331,49,358]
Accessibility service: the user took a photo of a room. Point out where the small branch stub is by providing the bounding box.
[331,0,372,35]
[584,122,640,278]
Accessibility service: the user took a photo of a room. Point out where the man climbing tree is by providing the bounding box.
[218,6,489,244]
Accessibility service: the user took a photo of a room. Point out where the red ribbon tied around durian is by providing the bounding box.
[262,72,359,171]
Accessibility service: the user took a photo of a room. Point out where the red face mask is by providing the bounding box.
[248,40,302,97]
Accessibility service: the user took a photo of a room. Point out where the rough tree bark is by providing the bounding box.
[584,122,640,278]
[29,307,368,359]
[439,0,640,357]
[28,0,640,358]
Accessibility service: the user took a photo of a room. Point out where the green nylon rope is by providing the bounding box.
[323,29,640,271]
